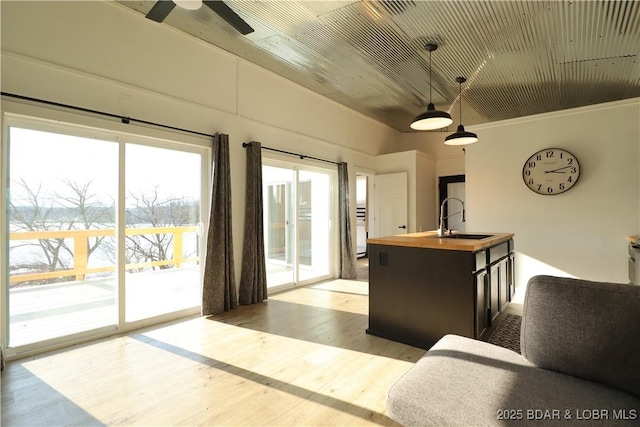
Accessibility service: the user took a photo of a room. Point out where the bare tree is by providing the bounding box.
[9,179,199,284]
[9,178,70,277]
[8,178,114,285]
[125,185,199,271]
[55,178,113,263]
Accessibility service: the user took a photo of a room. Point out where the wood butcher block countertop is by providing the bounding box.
[367,231,514,252]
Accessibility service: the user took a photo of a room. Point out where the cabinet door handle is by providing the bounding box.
[398,225,407,229]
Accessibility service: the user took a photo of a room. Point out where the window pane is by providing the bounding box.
[262,164,333,289]
[125,144,201,322]
[7,127,117,347]
[298,170,331,282]
[263,165,295,288]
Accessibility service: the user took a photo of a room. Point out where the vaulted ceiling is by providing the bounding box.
[118,0,640,132]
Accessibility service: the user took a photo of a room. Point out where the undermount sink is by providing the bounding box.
[437,233,494,240]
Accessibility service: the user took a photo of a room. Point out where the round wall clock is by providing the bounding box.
[522,148,580,195]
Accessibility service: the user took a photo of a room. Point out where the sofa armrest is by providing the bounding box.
[521,275,640,396]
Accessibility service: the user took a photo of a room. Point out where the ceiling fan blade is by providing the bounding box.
[203,1,254,35]
[146,1,177,23]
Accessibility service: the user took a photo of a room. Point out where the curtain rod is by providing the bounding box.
[1,92,216,139]
[242,142,339,166]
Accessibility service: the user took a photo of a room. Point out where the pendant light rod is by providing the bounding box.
[456,76,466,121]
[427,44,437,105]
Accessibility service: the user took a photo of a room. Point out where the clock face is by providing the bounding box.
[522,148,580,195]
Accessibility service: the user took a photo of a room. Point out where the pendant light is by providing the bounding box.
[173,0,202,10]
[444,76,478,145]
[410,43,453,131]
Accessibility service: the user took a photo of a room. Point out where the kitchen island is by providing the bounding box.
[366,231,515,349]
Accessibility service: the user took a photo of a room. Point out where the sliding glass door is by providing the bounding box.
[262,162,333,291]
[4,117,207,351]
[124,143,202,322]
[7,127,119,347]
[263,166,295,287]
[297,170,332,281]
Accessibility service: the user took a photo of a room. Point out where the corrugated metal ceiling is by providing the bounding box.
[118,0,640,132]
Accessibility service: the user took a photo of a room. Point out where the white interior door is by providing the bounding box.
[373,172,408,238]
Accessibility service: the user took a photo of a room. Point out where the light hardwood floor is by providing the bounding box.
[1,267,425,426]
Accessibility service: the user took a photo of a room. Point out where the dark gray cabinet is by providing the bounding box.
[489,262,500,322]
[508,252,516,300]
[367,239,514,349]
[484,240,514,330]
[475,269,489,338]
[499,257,509,312]
[488,256,509,323]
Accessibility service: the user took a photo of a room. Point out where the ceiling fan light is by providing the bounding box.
[173,0,202,11]
[444,124,478,145]
[410,103,453,130]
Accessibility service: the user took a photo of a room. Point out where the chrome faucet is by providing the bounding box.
[438,197,466,236]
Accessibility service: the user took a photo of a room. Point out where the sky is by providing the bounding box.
[8,127,201,208]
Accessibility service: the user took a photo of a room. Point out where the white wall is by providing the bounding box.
[0,1,401,284]
[465,99,640,297]
[399,131,466,177]
[375,150,436,233]
[399,131,466,222]
[415,152,437,232]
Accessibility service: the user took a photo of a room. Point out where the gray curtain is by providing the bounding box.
[202,133,238,315]
[338,162,357,279]
[239,141,267,305]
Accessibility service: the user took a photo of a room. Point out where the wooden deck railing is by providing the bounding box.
[9,226,199,284]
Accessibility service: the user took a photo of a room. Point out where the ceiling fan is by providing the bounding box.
[145,0,254,35]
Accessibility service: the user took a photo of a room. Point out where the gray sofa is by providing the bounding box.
[387,275,640,426]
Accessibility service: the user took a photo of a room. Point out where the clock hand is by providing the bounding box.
[545,165,573,173]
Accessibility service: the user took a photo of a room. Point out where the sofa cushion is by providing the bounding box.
[387,335,640,426]
[521,275,640,396]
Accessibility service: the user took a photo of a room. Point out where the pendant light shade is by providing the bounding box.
[410,103,454,130]
[174,0,202,10]
[444,124,478,145]
[410,44,453,131]
[444,77,478,145]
